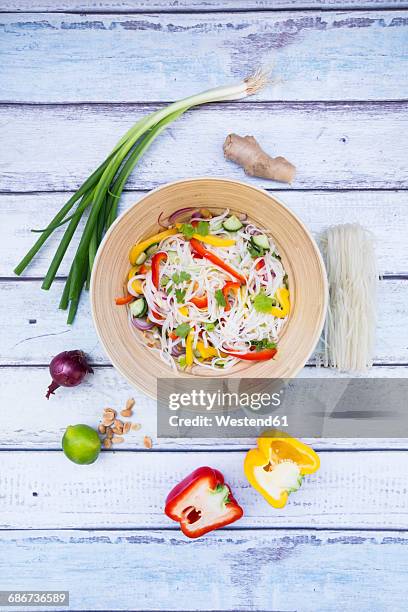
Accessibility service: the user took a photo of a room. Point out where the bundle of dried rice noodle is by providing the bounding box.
[320,224,378,372]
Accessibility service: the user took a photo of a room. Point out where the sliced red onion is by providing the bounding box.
[132,318,155,331]
[247,227,262,236]
[191,211,202,220]
[158,210,170,228]
[168,207,196,225]
[171,344,185,357]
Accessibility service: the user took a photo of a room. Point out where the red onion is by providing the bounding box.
[171,344,185,357]
[132,318,155,331]
[46,350,93,399]
[158,210,170,228]
[168,207,196,224]
[191,211,202,220]
[158,207,197,228]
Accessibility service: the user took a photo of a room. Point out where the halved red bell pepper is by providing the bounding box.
[226,347,277,361]
[165,466,243,538]
[151,251,167,289]
[222,281,240,311]
[190,238,246,285]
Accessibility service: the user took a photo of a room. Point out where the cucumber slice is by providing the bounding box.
[167,250,179,264]
[130,297,147,318]
[252,234,270,251]
[145,243,159,257]
[135,252,147,265]
[222,215,243,232]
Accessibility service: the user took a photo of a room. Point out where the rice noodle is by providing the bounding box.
[128,212,288,371]
[321,224,377,371]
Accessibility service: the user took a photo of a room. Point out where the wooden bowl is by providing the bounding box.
[91,178,328,397]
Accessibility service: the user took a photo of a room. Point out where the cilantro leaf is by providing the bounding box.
[253,293,274,313]
[175,288,186,303]
[251,339,277,351]
[196,221,209,236]
[215,289,226,307]
[178,355,187,368]
[172,271,191,285]
[179,271,191,282]
[204,322,216,332]
[175,323,191,338]
[180,223,195,239]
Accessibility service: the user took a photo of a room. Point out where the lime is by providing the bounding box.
[62,424,101,465]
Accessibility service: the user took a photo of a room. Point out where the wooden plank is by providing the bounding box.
[1,12,408,103]
[4,190,408,278]
[0,529,407,612]
[0,364,406,450]
[2,103,408,191]
[0,278,406,365]
[3,1,408,12]
[0,450,408,529]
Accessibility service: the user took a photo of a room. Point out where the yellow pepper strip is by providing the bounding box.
[196,340,218,360]
[129,228,177,265]
[179,306,189,317]
[175,224,235,247]
[128,266,139,281]
[185,331,194,366]
[192,234,235,247]
[131,279,144,294]
[269,287,290,318]
[244,430,320,509]
[196,340,227,360]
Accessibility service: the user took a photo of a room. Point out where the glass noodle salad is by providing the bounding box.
[115,208,290,372]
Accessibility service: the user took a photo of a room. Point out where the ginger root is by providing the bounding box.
[223,133,296,184]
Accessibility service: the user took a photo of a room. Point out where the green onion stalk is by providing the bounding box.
[14,70,269,323]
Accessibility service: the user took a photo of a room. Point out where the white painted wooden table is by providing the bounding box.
[1,2,408,611]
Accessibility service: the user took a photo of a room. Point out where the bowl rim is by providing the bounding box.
[90,177,328,396]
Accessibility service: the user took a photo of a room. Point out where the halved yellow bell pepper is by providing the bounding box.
[129,228,177,265]
[244,430,319,508]
[185,331,194,366]
[269,287,290,318]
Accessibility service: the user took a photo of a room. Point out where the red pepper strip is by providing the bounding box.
[149,309,165,326]
[165,466,243,539]
[255,258,265,271]
[222,281,241,311]
[226,347,277,361]
[151,252,168,289]
[169,331,178,340]
[115,294,134,305]
[190,238,246,285]
[190,294,208,309]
